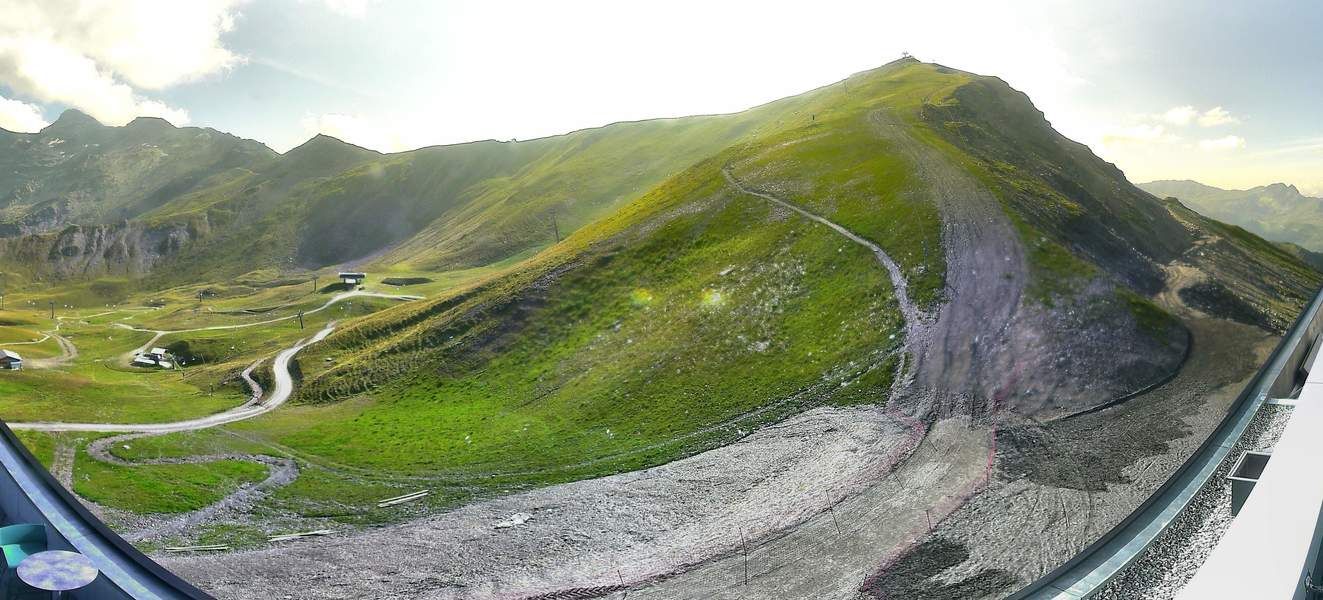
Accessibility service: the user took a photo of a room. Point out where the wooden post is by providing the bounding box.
[298,311,305,330]
[551,210,561,243]
[313,276,318,292]
[49,301,54,320]
[740,528,749,585]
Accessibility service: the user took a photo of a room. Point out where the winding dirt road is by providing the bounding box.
[85,430,299,542]
[24,332,76,369]
[117,289,419,364]
[10,322,337,433]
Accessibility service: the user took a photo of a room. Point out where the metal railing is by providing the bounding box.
[1008,285,1323,599]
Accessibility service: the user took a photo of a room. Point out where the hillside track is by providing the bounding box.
[24,332,76,368]
[713,105,1030,599]
[22,318,79,369]
[722,168,926,335]
[867,110,1028,419]
[83,431,298,543]
[15,308,149,369]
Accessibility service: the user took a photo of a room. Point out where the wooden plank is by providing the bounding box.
[376,490,430,508]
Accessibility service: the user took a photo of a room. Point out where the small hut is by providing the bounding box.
[0,350,22,370]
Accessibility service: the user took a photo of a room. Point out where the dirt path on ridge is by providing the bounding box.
[867,110,1028,418]
[722,168,925,336]
[23,318,77,369]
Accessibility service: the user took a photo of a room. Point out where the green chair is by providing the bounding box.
[0,525,45,569]
[0,524,45,547]
[0,525,47,600]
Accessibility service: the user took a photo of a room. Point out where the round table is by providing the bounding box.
[17,550,98,598]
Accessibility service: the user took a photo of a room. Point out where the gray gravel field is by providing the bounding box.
[1094,403,1293,600]
[161,405,926,599]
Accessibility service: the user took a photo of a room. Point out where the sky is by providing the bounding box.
[1,0,1321,193]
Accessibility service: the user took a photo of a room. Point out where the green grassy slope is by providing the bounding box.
[272,153,904,479]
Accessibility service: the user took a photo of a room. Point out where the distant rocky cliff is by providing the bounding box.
[0,218,205,279]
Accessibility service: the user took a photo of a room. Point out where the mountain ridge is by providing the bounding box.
[1140,178,1323,252]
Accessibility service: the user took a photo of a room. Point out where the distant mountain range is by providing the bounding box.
[1140,179,1323,253]
[0,106,761,283]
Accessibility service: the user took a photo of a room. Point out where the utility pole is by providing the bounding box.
[298,311,305,330]
[48,301,54,320]
[550,209,561,243]
[312,276,318,292]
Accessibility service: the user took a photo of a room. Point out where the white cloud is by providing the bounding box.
[1160,105,1198,126]
[314,0,380,18]
[0,0,244,126]
[1197,106,1239,127]
[1153,105,1240,128]
[1198,135,1246,151]
[65,0,245,90]
[0,93,47,131]
[1102,123,1178,146]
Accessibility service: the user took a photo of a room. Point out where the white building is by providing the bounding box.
[132,347,173,369]
[0,349,21,370]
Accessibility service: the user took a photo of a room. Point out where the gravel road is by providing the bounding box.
[11,322,336,433]
[160,406,929,599]
[117,290,418,363]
